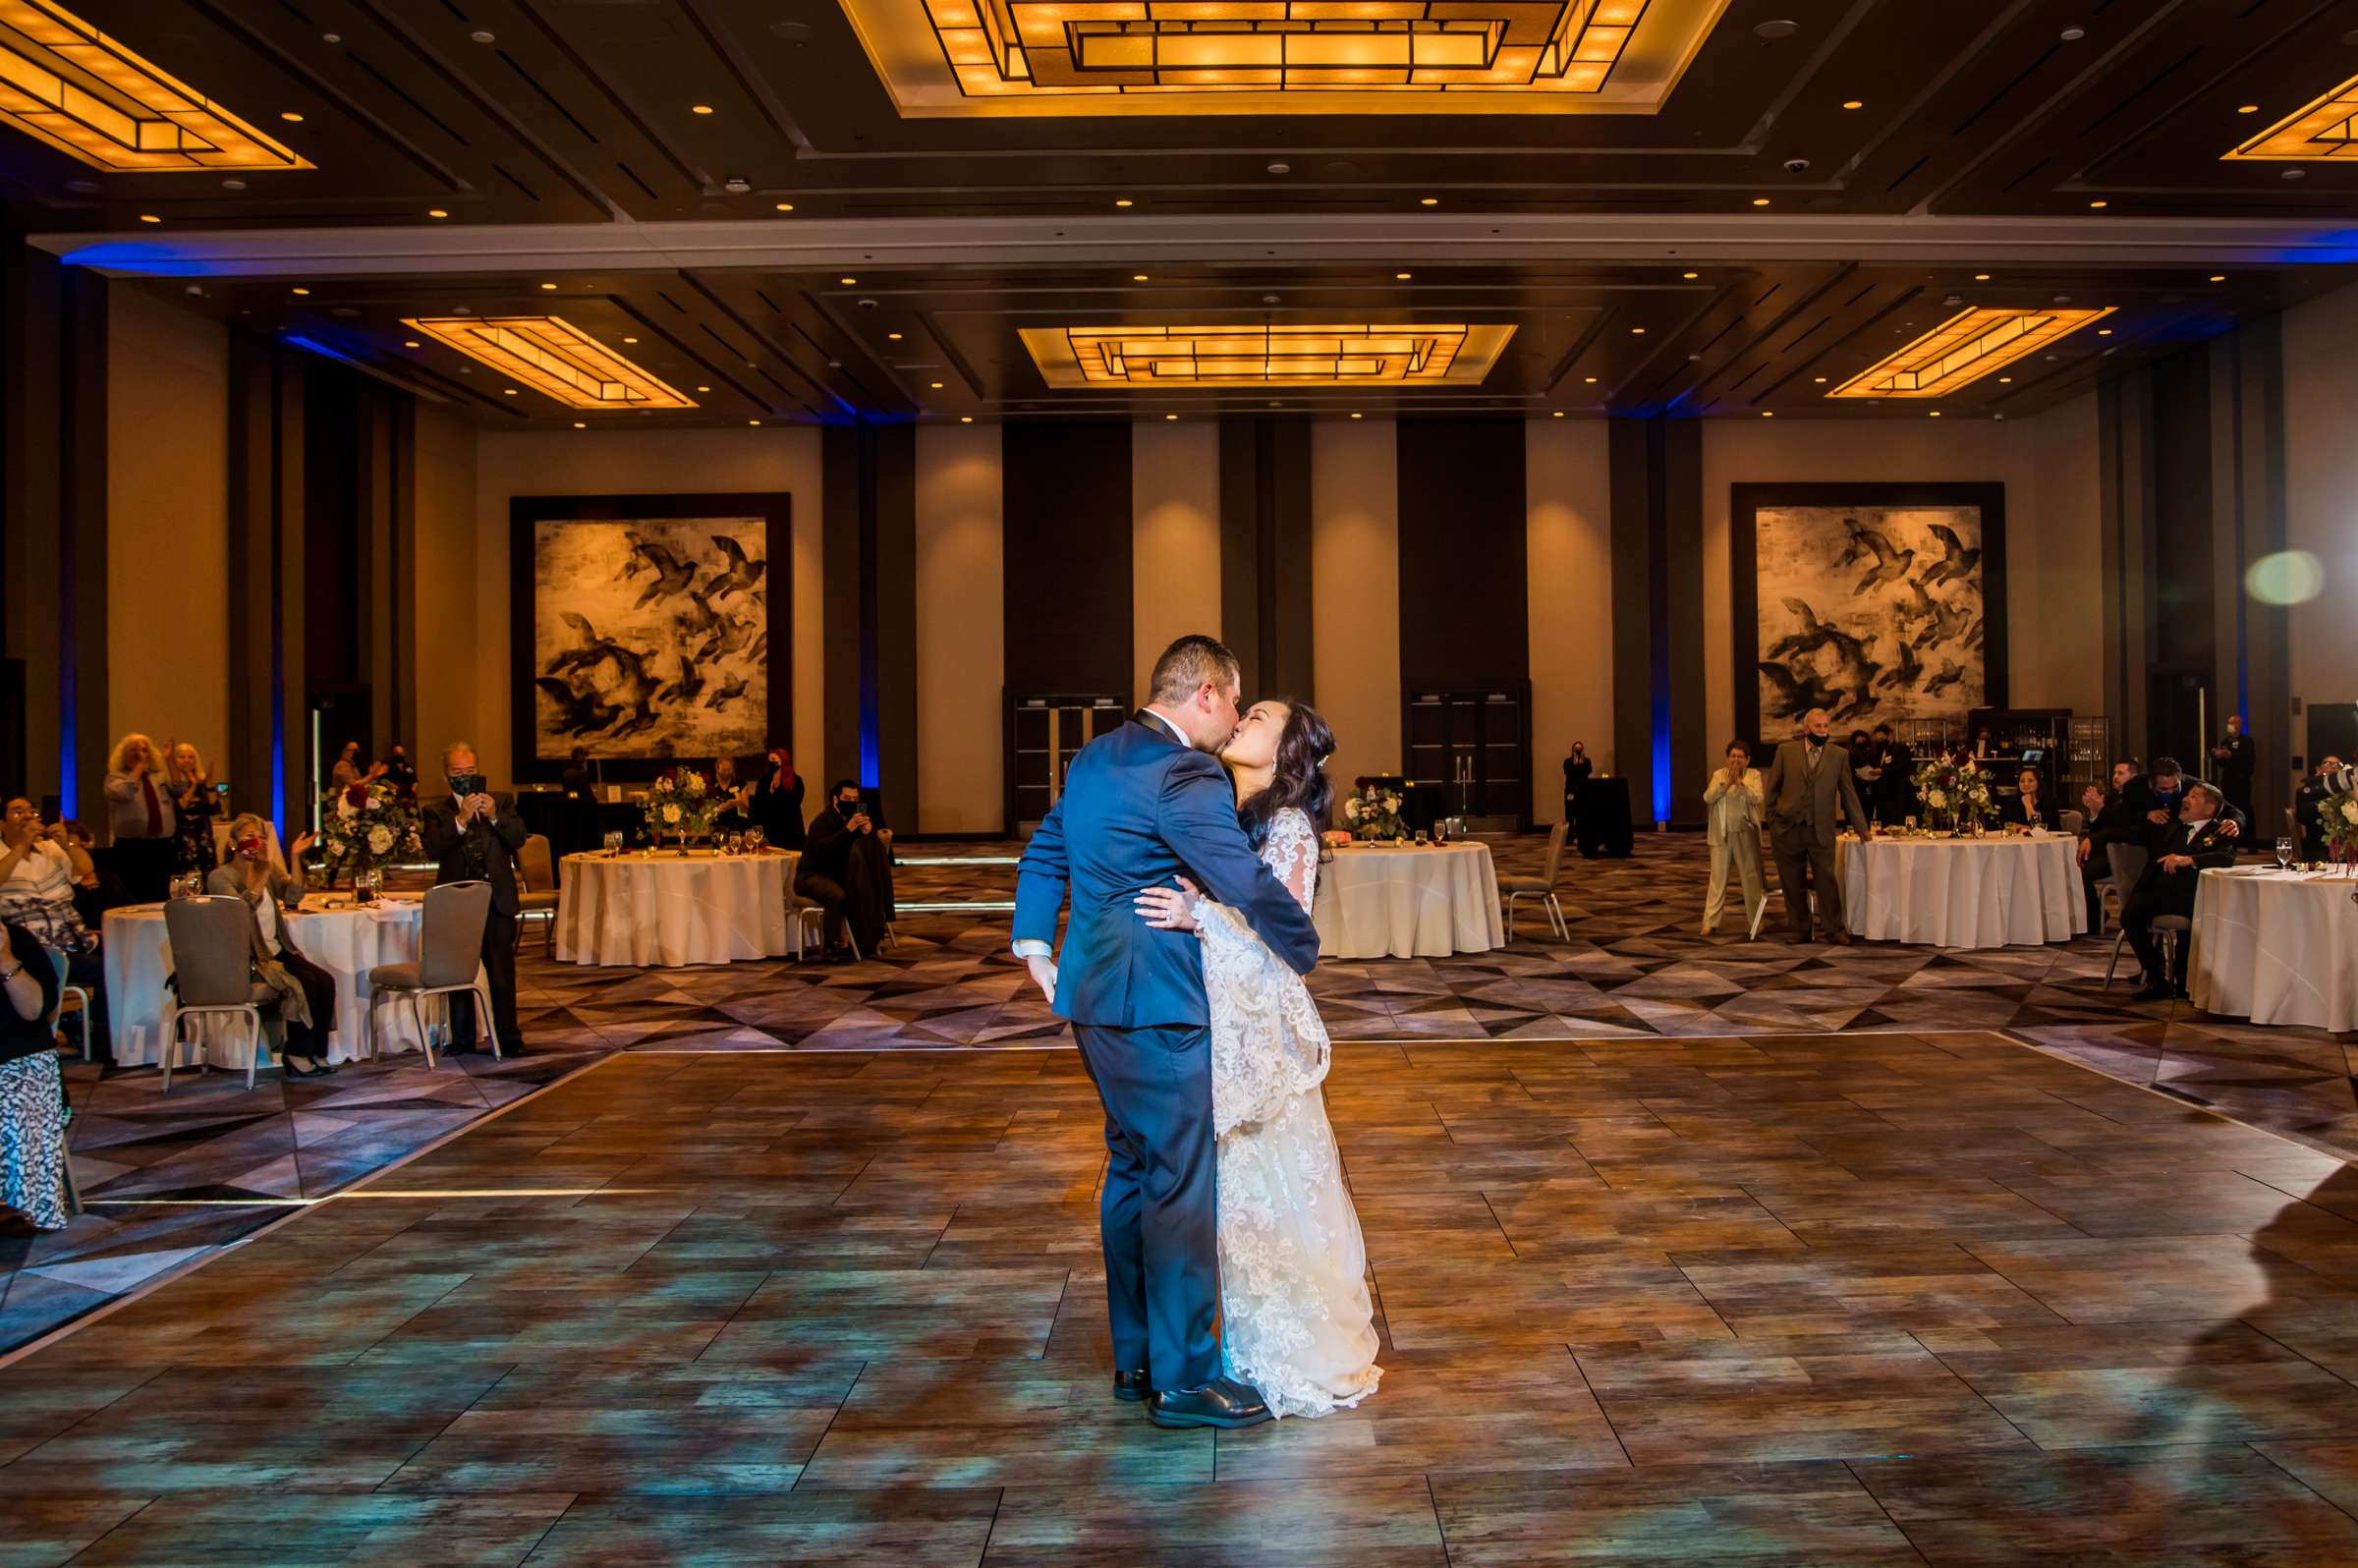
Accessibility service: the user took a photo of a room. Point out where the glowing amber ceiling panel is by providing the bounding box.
[400,317,699,411]
[1825,307,2115,400]
[2225,73,2358,161]
[0,0,310,172]
[1023,321,1514,386]
[840,0,1728,115]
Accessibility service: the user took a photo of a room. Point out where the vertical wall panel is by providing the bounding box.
[1133,420,1222,707]
[1310,420,1399,790]
[1527,419,1615,819]
[1001,422,1132,697]
[1217,418,1314,701]
[1396,420,1528,691]
[916,423,1005,833]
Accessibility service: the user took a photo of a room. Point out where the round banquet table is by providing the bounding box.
[103,894,452,1067]
[1312,841,1504,960]
[2188,867,2358,1031]
[555,849,793,967]
[1835,831,2086,949]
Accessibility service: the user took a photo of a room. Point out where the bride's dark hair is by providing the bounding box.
[1239,700,1337,853]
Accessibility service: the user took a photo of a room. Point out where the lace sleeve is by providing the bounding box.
[1263,808,1319,915]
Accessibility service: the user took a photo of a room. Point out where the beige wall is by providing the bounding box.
[1132,420,1223,705]
[471,427,824,790]
[914,423,1005,833]
[106,291,229,774]
[2284,278,2358,723]
[410,403,479,777]
[1310,420,1401,789]
[1527,419,1615,817]
[1700,405,2102,749]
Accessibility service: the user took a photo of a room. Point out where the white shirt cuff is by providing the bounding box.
[1011,938,1052,959]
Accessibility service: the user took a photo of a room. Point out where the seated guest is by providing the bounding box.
[58,819,121,926]
[206,814,332,1078]
[0,798,110,1062]
[2001,767,2056,831]
[381,744,419,804]
[2122,781,2238,1001]
[103,731,177,902]
[420,744,527,1054]
[560,745,596,804]
[749,750,807,851]
[1855,723,1912,826]
[799,780,894,959]
[165,741,220,875]
[2075,758,2145,929]
[0,918,69,1231]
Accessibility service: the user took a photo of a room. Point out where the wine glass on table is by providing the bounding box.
[2277,836,2296,871]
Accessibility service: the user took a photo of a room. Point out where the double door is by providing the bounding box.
[1405,684,1530,831]
[1008,694,1127,835]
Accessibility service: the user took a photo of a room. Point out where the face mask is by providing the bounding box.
[1806,733,1827,749]
[449,773,484,798]
[236,836,266,863]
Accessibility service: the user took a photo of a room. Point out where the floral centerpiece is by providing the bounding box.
[643,767,722,849]
[1910,752,1996,833]
[2325,792,2358,869]
[317,779,420,885]
[1341,779,1407,843]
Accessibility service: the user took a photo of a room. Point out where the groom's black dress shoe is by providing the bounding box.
[1147,1376,1272,1429]
[1113,1369,1151,1404]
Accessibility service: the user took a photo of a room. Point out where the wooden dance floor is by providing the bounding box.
[10,1032,2358,1564]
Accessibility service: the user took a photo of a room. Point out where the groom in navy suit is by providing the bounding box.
[1013,634,1321,1428]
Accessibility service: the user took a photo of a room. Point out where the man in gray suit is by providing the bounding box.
[1762,707,1874,944]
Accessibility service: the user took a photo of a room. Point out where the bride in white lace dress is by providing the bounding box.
[1136,700,1382,1419]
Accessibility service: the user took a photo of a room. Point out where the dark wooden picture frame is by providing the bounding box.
[508,491,791,784]
[1729,481,2008,749]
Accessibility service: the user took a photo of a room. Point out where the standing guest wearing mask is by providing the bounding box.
[206,814,332,1077]
[1855,723,1913,827]
[1761,708,1874,945]
[2212,714,2256,823]
[164,741,221,875]
[381,745,419,804]
[1701,741,1766,936]
[710,756,750,834]
[749,750,807,851]
[0,798,110,1061]
[799,780,894,960]
[103,732,178,901]
[1561,742,1593,822]
[419,744,528,1055]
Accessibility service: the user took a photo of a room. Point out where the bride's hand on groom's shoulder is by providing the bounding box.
[1136,877,1202,933]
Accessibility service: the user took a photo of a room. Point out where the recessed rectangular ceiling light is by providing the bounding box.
[1825,307,2115,400]
[841,0,1731,116]
[1022,321,1515,387]
[2224,73,2358,160]
[400,317,699,411]
[0,0,312,171]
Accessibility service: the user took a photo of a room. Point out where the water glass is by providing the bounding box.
[746,827,766,854]
[603,830,623,856]
[726,832,746,857]
[353,868,380,908]
[1903,815,1918,834]
[2277,836,2296,871]
[1414,829,1429,846]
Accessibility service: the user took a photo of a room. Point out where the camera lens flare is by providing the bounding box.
[2245,549,2325,606]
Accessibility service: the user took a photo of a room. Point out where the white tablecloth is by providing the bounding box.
[1836,832,2086,949]
[1313,841,1504,959]
[102,895,446,1067]
[2190,867,2358,1031]
[555,850,793,967]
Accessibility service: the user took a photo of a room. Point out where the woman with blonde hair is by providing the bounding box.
[165,740,221,874]
[206,812,331,1076]
[103,731,176,901]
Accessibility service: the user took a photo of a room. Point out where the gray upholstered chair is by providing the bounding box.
[516,833,559,956]
[2059,809,2085,836]
[2102,842,2189,990]
[161,894,272,1092]
[1497,819,1571,942]
[367,879,498,1066]
[41,943,92,1062]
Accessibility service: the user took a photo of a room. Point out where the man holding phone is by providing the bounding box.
[420,742,528,1053]
[797,778,894,960]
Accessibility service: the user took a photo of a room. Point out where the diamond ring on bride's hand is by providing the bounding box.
[1135,881,1201,932]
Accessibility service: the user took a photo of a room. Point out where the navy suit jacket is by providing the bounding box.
[1014,715,1320,1028]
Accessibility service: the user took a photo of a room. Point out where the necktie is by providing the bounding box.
[140,774,162,837]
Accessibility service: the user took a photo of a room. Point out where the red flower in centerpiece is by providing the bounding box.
[344,783,368,808]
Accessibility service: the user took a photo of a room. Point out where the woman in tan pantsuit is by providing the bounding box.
[1703,740,1767,935]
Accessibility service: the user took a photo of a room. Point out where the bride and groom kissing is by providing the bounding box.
[1012,634,1382,1428]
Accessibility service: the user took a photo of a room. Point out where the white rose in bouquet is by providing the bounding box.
[1343,797,1362,822]
[1925,788,1947,810]
[366,825,395,856]
[1382,794,1401,812]
[337,794,357,819]
[2342,799,2358,825]
[662,803,682,824]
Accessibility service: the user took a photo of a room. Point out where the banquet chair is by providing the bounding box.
[515,833,559,957]
[2101,843,2189,990]
[2059,809,2085,836]
[785,879,861,963]
[160,895,272,1092]
[1747,885,1785,941]
[42,945,91,1061]
[1498,820,1571,942]
[367,880,499,1067]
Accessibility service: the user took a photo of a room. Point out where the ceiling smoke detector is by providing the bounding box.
[1753,19,1800,40]
[722,177,752,194]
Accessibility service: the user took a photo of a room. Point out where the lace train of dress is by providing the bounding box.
[1200,807,1381,1419]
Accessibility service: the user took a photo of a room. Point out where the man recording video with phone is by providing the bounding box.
[420,742,528,1054]
[797,778,894,962]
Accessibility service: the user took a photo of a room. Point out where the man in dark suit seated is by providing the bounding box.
[2121,780,2239,1002]
[419,742,528,1053]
